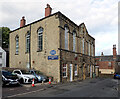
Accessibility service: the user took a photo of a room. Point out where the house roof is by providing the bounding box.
[10,11,79,33]
[95,55,120,61]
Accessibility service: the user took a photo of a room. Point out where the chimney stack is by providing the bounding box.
[20,16,26,27]
[45,4,52,17]
[101,52,104,56]
[113,44,117,59]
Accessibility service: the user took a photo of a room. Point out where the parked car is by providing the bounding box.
[114,73,120,79]
[29,70,49,82]
[12,69,37,84]
[2,70,20,86]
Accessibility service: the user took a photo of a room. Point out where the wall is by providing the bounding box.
[10,14,60,82]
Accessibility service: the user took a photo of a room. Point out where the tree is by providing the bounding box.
[0,27,10,48]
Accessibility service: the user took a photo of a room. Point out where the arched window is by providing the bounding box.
[73,30,76,52]
[64,25,69,50]
[38,27,43,51]
[26,31,30,53]
[82,38,84,54]
[15,35,19,54]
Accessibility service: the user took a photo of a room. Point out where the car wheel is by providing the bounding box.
[19,78,24,84]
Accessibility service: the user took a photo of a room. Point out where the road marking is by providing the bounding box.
[6,88,45,98]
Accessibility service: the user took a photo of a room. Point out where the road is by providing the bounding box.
[2,78,119,98]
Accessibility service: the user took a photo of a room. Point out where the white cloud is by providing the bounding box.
[0,0,118,55]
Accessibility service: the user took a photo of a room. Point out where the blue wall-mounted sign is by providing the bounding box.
[48,55,58,60]
[50,50,56,55]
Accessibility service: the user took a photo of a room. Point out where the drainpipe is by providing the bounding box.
[29,25,31,69]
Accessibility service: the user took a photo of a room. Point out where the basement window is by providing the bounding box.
[63,64,67,78]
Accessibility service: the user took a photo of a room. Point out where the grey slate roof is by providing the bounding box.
[95,55,120,62]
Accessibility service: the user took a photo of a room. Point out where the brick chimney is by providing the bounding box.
[20,16,26,27]
[101,52,104,56]
[45,4,52,17]
[113,44,117,59]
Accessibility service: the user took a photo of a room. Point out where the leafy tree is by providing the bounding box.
[0,27,10,48]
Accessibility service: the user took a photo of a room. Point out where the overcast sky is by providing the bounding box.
[0,0,119,56]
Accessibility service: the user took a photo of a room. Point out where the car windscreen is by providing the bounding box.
[21,70,31,74]
[34,71,43,75]
[2,71,13,76]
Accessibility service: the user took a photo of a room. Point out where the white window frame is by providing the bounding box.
[15,36,19,54]
[73,31,76,52]
[74,64,77,76]
[63,64,67,78]
[38,28,43,51]
[65,26,69,50]
[26,32,30,53]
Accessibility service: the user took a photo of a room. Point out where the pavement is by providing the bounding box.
[2,77,120,98]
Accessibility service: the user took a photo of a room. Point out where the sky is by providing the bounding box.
[0,0,119,56]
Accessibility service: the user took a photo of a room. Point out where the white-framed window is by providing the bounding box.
[82,38,84,54]
[15,36,19,54]
[108,62,111,66]
[65,26,69,50]
[73,31,76,52]
[38,27,43,51]
[74,64,77,76]
[63,64,67,77]
[26,32,30,53]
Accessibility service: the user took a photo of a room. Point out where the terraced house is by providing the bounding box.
[10,4,95,82]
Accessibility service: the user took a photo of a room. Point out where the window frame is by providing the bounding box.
[108,62,111,67]
[73,30,76,52]
[82,38,84,54]
[64,25,69,50]
[63,63,67,78]
[74,64,77,76]
[26,31,30,53]
[15,35,19,55]
[37,27,43,51]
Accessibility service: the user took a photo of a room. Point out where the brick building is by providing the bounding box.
[95,45,120,74]
[9,4,95,82]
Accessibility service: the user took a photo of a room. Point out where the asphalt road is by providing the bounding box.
[2,78,119,98]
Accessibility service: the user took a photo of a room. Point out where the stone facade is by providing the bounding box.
[10,5,95,82]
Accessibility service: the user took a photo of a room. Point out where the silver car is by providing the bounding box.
[29,70,48,82]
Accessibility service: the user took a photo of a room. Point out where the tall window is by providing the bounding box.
[80,38,81,53]
[89,42,90,56]
[15,35,19,54]
[26,32,30,53]
[63,64,67,77]
[65,26,69,50]
[38,27,43,51]
[82,38,84,54]
[74,64,77,76]
[73,31,76,52]
[91,44,93,56]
